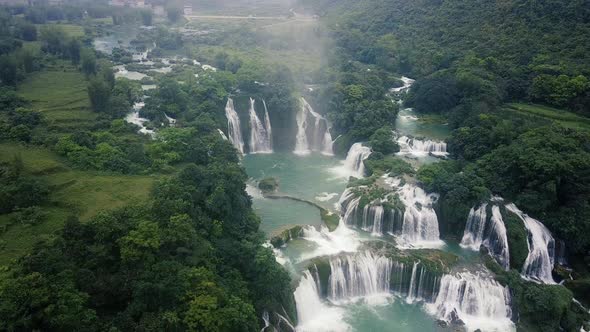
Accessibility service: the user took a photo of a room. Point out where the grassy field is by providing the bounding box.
[37,23,85,37]
[506,103,590,131]
[0,143,154,267]
[17,65,97,133]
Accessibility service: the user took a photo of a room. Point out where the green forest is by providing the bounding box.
[0,0,589,331]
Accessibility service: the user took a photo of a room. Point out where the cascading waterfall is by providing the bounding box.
[505,203,556,283]
[328,251,392,304]
[294,270,349,332]
[397,135,448,157]
[342,143,372,178]
[248,98,273,153]
[338,188,403,236]
[427,273,514,331]
[294,98,334,155]
[390,76,415,93]
[125,102,154,136]
[398,183,442,247]
[461,204,488,250]
[391,261,440,303]
[225,98,245,154]
[461,203,510,270]
[263,99,273,147]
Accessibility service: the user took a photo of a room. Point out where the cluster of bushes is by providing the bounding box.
[0,156,49,231]
[0,161,296,330]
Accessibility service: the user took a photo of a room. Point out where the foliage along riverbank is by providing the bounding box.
[0,3,298,330]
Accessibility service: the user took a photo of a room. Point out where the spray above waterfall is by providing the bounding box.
[294,98,334,155]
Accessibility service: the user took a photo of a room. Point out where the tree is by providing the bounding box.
[0,55,17,86]
[19,22,37,41]
[80,48,96,76]
[87,77,111,113]
[39,25,66,55]
[68,39,81,65]
[368,126,398,154]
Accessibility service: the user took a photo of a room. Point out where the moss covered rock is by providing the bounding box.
[502,207,529,270]
[259,177,279,194]
[320,209,339,231]
[270,225,303,248]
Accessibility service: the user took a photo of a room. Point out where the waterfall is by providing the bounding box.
[225,98,244,154]
[217,129,228,140]
[260,311,270,332]
[505,203,556,283]
[398,183,442,247]
[486,206,510,270]
[390,76,415,93]
[125,102,154,136]
[294,98,334,155]
[248,98,273,153]
[460,203,510,270]
[164,113,176,126]
[263,99,273,148]
[298,224,361,261]
[294,270,349,332]
[461,204,488,250]
[339,189,402,237]
[427,273,514,331]
[342,143,372,178]
[397,135,448,157]
[328,252,392,304]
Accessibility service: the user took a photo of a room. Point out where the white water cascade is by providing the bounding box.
[397,135,448,157]
[461,203,510,270]
[390,76,415,94]
[125,102,155,136]
[294,270,349,332]
[342,143,372,178]
[505,203,556,283]
[248,98,273,153]
[328,252,392,304]
[225,98,245,154]
[338,188,394,236]
[397,183,442,247]
[294,98,334,155]
[391,261,440,303]
[428,273,514,332]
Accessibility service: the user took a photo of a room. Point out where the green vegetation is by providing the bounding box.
[364,153,414,177]
[0,4,297,330]
[302,0,590,266]
[320,209,339,231]
[502,208,529,270]
[485,256,590,332]
[0,143,153,266]
[507,103,590,131]
[270,225,303,248]
[258,176,279,193]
